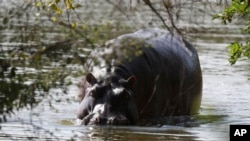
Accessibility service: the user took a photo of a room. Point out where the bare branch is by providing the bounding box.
[106,0,130,19]
[142,0,172,32]
[163,0,182,35]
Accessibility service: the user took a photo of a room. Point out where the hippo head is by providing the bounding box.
[77,73,139,125]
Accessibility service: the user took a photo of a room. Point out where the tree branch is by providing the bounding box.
[143,0,172,33]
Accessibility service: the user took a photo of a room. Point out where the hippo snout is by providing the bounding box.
[79,103,130,125]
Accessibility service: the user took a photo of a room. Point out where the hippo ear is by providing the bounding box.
[126,75,137,87]
[86,73,97,85]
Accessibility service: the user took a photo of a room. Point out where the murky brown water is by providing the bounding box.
[1,0,250,141]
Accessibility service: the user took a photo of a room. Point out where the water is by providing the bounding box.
[1,0,250,141]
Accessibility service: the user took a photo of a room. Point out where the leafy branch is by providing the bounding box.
[214,0,250,65]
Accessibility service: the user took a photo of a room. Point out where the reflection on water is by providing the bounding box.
[78,126,200,141]
[1,1,250,141]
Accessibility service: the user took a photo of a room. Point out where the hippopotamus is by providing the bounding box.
[76,28,202,125]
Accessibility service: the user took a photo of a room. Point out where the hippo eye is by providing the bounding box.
[89,86,106,99]
[89,89,97,97]
[88,86,98,98]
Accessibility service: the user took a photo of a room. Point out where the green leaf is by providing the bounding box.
[82,24,88,30]
[71,21,76,29]
[48,2,62,14]
[65,0,74,10]
[51,16,57,22]
[228,42,242,65]
[35,1,42,7]
[3,17,9,24]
